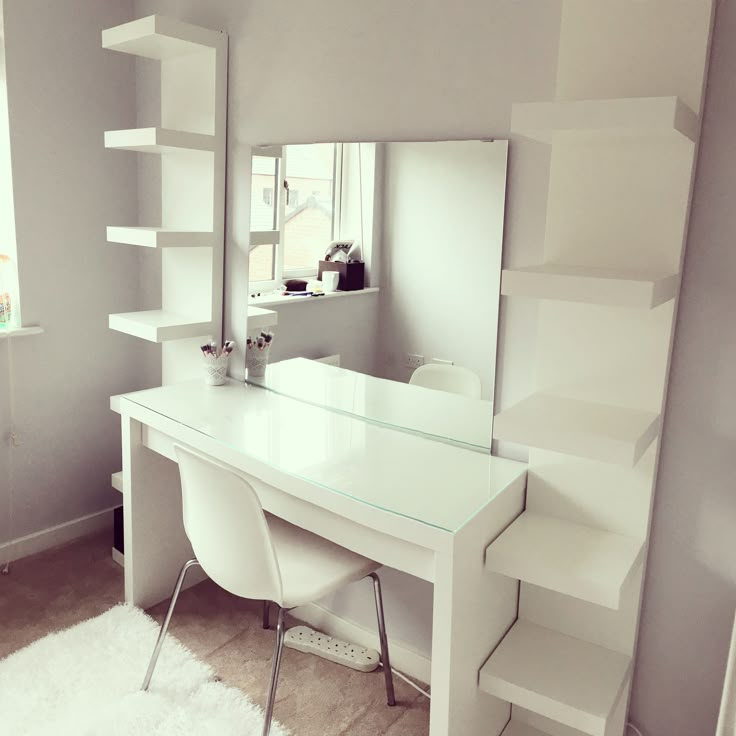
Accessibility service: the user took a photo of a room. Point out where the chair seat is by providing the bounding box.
[266,514,379,609]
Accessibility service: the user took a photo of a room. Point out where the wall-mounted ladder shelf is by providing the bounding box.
[102,13,222,59]
[108,310,213,343]
[482,3,714,736]
[479,620,632,736]
[485,512,644,609]
[500,265,679,309]
[106,227,216,248]
[104,127,216,154]
[511,96,698,144]
[493,393,660,466]
[103,14,227,378]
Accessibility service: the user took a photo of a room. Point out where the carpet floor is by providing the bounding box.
[0,532,430,735]
[0,605,291,736]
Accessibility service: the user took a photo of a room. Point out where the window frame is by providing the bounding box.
[249,144,341,290]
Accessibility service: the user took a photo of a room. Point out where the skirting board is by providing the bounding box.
[0,506,115,564]
[291,601,432,686]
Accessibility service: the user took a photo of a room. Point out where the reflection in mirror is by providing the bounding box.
[246,140,508,452]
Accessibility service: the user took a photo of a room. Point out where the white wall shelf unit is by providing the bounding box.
[485,512,644,609]
[485,4,714,735]
[111,471,123,494]
[106,226,215,249]
[104,127,215,154]
[479,620,631,736]
[500,264,679,309]
[492,393,660,466]
[109,309,212,343]
[101,14,222,59]
[103,14,227,384]
[511,96,698,144]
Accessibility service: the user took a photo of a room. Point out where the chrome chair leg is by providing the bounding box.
[262,600,270,630]
[141,558,200,691]
[262,607,287,736]
[369,572,396,706]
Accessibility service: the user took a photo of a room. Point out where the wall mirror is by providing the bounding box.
[245,140,508,452]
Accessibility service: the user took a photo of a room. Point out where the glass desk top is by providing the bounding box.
[121,380,525,533]
[246,358,493,452]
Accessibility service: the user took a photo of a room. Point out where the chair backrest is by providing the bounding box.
[174,445,283,604]
[409,363,482,399]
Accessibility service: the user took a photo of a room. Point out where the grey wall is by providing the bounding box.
[630,4,736,735]
[0,0,147,544]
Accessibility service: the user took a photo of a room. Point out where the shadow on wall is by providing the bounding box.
[631,2,736,730]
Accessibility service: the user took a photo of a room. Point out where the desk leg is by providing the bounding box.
[122,416,203,609]
[428,476,525,736]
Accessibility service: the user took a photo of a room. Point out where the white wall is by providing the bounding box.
[630,4,736,735]
[0,0,147,546]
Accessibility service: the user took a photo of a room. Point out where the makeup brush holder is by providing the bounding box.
[246,347,270,378]
[203,354,229,386]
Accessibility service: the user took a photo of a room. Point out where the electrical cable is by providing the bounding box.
[627,721,646,736]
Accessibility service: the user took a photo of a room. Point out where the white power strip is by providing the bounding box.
[284,625,380,673]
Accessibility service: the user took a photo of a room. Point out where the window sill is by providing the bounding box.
[0,325,44,340]
[249,287,379,308]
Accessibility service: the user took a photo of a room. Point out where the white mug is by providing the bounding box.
[322,271,339,293]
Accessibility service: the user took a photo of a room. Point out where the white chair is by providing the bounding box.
[409,363,482,399]
[141,445,396,736]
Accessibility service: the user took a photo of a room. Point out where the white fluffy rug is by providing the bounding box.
[0,604,291,736]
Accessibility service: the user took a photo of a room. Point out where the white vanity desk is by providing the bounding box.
[113,378,526,736]
[247,357,494,450]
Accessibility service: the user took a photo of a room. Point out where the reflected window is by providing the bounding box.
[249,144,338,287]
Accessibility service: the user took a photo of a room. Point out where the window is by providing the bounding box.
[249,143,338,287]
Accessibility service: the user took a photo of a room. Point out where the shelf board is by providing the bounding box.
[493,393,660,466]
[107,227,215,249]
[102,14,222,60]
[501,722,557,736]
[511,96,698,144]
[501,264,679,309]
[104,127,215,154]
[486,512,644,609]
[111,471,123,494]
[109,310,212,343]
[248,306,279,331]
[479,620,631,736]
